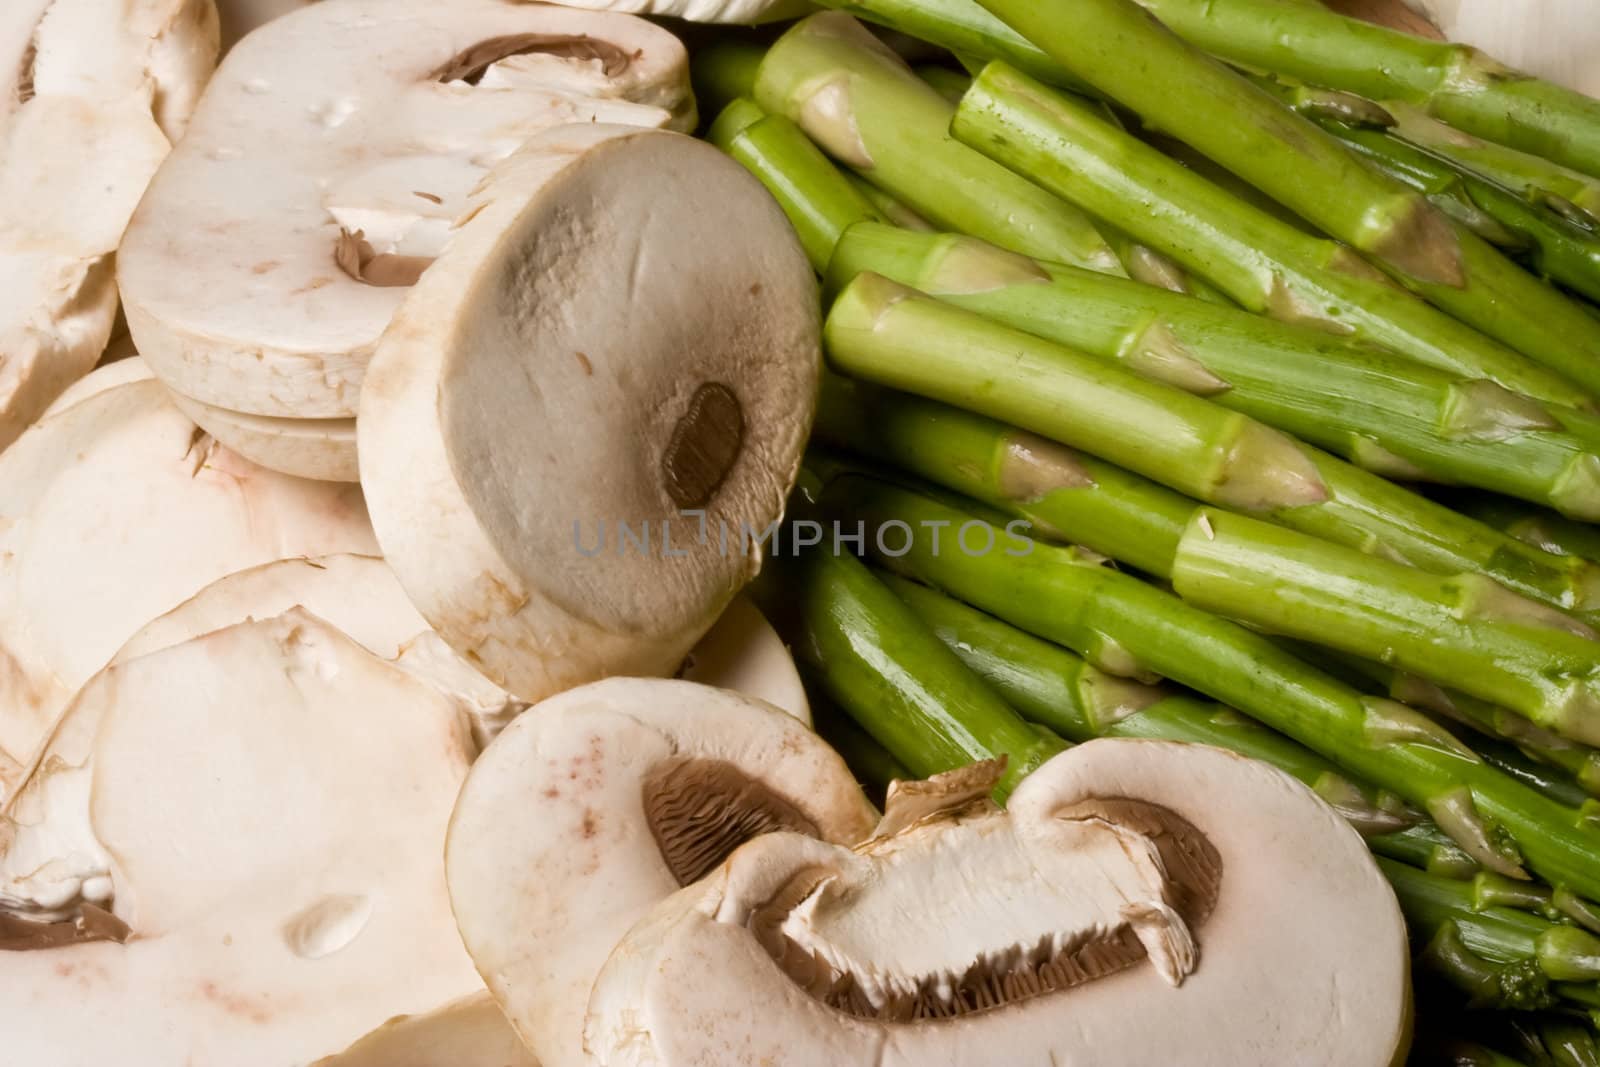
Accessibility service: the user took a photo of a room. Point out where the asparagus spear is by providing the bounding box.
[1169,508,1600,745]
[827,223,1600,518]
[708,103,884,272]
[950,60,1597,403]
[825,272,1600,618]
[822,471,1600,896]
[1452,495,1600,564]
[1384,102,1600,223]
[1331,654,1600,799]
[763,545,1064,798]
[751,13,1125,273]
[880,571,1492,872]
[1382,857,1600,1008]
[1271,90,1600,303]
[1118,0,1600,182]
[692,41,766,116]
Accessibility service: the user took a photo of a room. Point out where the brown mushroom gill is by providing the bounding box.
[643,756,820,886]
[431,34,638,86]
[0,901,129,951]
[748,799,1221,1023]
[15,36,36,104]
[662,382,745,510]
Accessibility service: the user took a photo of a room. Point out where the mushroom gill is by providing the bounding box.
[643,756,820,886]
[431,33,638,85]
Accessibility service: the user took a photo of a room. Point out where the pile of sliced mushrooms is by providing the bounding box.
[0,0,1420,1064]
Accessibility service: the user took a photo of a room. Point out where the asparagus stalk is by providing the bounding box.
[845,176,934,231]
[1385,102,1600,223]
[1275,92,1600,303]
[825,272,1600,618]
[1170,508,1600,745]
[1331,654,1600,799]
[1119,0,1600,182]
[815,375,1196,579]
[806,689,913,798]
[880,571,1491,873]
[1452,495,1600,564]
[751,13,1125,273]
[822,471,1600,897]
[950,60,1596,403]
[972,0,1600,391]
[709,104,884,272]
[763,545,1064,798]
[1381,857,1600,1007]
[827,223,1600,519]
[692,41,766,117]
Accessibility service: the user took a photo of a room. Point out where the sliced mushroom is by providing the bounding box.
[0,379,376,797]
[171,392,359,482]
[360,124,819,700]
[446,677,877,1067]
[118,0,692,425]
[679,595,810,726]
[0,0,217,452]
[39,352,154,418]
[586,740,1412,1066]
[0,611,483,1064]
[526,0,808,25]
[313,992,538,1067]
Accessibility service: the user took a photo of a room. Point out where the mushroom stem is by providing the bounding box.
[819,472,1600,899]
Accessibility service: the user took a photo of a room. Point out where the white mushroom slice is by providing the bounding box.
[111,554,425,665]
[360,125,819,700]
[446,678,877,1067]
[119,0,692,421]
[587,740,1413,1067]
[0,0,218,452]
[313,992,538,1067]
[531,0,809,26]
[0,380,376,796]
[0,612,483,1065]
[680,596,809,725]
[171,392,359,482]
[39,353,154,418]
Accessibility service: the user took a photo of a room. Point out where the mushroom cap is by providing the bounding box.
[679,595,809,726]
[0,611,483,1064]
[0,379,376,796]
[171,391,359,482]
[0,0,217,451]
[312,992,539,1067]
[586,739,1412,1067]
[446,677,877,1067]
[359,124,820,701]
[118,0,692,420]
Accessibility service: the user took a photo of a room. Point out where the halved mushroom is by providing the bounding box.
[0,379,376,796]
[679,595,809,725]
[118,0,693,426]
[0,0,217,452]
[586,740,1412,1066]
[0,611,484,1064]
[446,677,878,1067]
[359,124,820,700]
[313,992,538,1067]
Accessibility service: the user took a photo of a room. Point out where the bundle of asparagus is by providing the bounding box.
[698,0,1600,1054]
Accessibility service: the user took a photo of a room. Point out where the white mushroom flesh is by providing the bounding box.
[446,677,877,1067]
[359,125,820,700]
[118,0,693,420]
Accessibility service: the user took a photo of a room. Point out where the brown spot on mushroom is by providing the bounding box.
[661,383,744,510]
[251,260,280,275]
[15,37,36,105]
[413,191,444,205]
[333,229,433,288]
[581,809,599,839]
[431,34,635,86]
[574,351,594,376]
[642,757,819,886]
